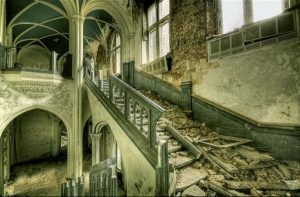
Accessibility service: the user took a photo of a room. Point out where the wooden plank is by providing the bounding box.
[207,181,248,197]
[196,135,252,148]
[210,155,239,173]
[225,180,300,190]
[165,124,202,159]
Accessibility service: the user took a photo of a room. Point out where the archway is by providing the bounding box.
[89,122,126,195]
[0,109,69,196]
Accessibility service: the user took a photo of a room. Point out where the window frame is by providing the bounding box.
[219,0,284,34]
[110,32,121,74]
[143,0,170,64]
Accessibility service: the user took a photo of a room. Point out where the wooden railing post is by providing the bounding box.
[156,140,169,196]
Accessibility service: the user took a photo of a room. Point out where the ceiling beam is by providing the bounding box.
[8,1,40,30]
[13,17,69,45]
[34,0,68,18]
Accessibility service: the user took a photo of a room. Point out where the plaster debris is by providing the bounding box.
[141,90,300,196]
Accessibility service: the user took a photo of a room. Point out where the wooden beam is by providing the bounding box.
[165,124,202,159]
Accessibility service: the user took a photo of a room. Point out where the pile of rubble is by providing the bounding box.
[141,90,300,197]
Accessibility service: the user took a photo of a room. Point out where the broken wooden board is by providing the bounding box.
[169,154,196,169]
[196,135,252,148]
[175,167,208,192]
[207,181,249,197]
[166,124,202,159]
[210,155,239,173]
[225,179,300,190]
[235,147,274,162]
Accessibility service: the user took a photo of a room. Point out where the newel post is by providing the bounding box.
[181,61,193,111]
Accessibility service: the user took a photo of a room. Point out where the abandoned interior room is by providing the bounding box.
[0,0,300,196]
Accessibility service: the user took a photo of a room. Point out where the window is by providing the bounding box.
[221,0,284,34]
[221,0,244,33]
[142,0,170,64]
[110,32,121,74]
[253,0,283,22]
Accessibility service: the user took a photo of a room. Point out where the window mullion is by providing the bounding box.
[243,0,254,25]
[156,1,160,59]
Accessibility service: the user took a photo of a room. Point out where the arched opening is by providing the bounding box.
[82,117,92,195]
[89,122,126,196]
[0,109,69,196]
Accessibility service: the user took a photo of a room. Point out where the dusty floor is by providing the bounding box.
[4,156,67,196]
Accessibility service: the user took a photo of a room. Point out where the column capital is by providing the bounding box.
[90,133,102,141]
[72,15,85,23]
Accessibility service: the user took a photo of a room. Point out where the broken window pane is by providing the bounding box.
[149,30,157,62]
[159,0,169,20]
[160,22,170,57]
[222,0,244,33]
[253,0,283,22]
[148,3,157,27]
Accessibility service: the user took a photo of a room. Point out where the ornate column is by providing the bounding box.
[69,14,84,179]
[6,47,16,68]
[51,51,57,73]
[90,133,101,165]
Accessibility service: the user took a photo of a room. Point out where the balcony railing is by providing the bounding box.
[207,8,300,61]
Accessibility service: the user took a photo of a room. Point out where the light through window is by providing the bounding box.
[253,0,283,22]
[221,0,244,33]
[142,0,170,64]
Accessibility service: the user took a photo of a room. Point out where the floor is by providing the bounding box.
[4,156,67,196]
[3,147,125,196]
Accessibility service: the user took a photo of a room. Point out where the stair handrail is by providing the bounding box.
[109,74,165,149]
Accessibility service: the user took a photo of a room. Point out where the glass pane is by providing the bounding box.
[116,33,121,47]
[149,30,157,62]
[142,40,147,64]
[116,48,121,73]
[148,3,157,27]
[222,0,244,33]
[159,0,170,20]
[160,22,170,57]
[253,0,283,22]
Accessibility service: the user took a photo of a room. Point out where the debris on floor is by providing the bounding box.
[141,90,300,196]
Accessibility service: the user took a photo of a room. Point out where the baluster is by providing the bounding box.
[109,77,113,101]
[149,110,158,149]
[124,91,129,120]
[139,107,143,132]
[98,78,102,92]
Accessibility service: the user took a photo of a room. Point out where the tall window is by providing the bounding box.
[221,0,244,33]
[221,0,284,34]
[142,0,170,64]
[110,32,121,74]
[252,0,283,22]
